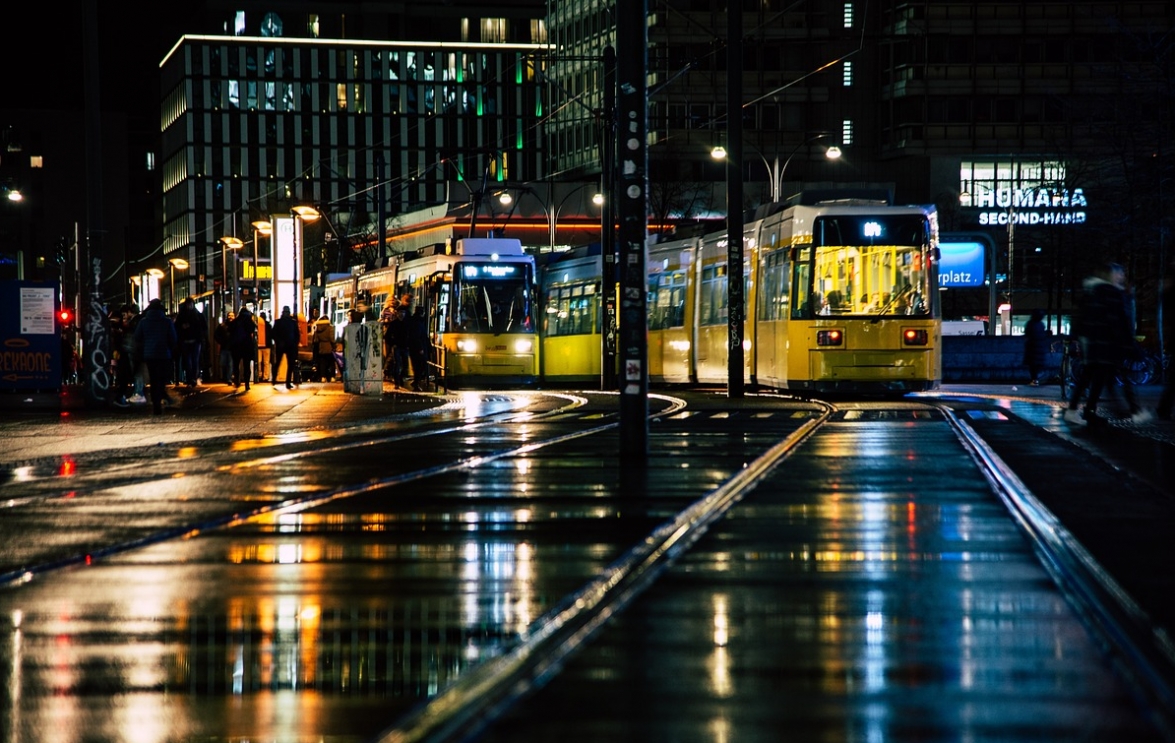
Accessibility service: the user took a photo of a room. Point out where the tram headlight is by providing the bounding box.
[903,328,929,346]
[816,329,844,346]
[514,339,533,353]
[457,339,478,352]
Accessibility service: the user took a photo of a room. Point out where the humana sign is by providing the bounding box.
[974,187,1087,226]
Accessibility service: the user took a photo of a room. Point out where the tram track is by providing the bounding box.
[376,399,1175,743]
[3,394,1172,742]
[0,392,685,588]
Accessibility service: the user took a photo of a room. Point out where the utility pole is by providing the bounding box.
[616,0,649,456]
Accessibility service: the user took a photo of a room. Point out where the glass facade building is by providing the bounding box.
[159,36,548,306]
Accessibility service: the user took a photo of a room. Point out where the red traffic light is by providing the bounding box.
[58,308,73,324]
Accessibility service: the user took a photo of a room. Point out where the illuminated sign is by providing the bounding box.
[462,263,519,279]
[970,187,1088,226]
[938,241,986,287]
[863,221,882,238]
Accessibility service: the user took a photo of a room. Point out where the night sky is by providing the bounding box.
[3,4,209,116]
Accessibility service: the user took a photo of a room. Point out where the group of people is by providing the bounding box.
[108,299,307,414]
[379,301,430,391]
[1025,260,1173,427]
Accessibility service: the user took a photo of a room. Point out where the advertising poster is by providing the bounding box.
[1,280,62,391]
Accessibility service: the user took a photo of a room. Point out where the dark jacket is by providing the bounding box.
[133,303,178,361]
[406,309,428,353]
[1022,310,1049,367]
[229,308,258,354]
[1074,276,1133,366]
[175,302,206,345]
[272,312,300,350]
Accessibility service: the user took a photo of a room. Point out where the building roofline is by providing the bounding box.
[162,35,551,68]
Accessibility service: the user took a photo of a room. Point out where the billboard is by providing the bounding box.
[0,280,62,390]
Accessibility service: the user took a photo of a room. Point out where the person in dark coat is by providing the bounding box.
[229,305,258,391]
[1022,308,1050,386]
[406,305,430,391]
[133,298,178,415]
[271,305,301,389]
[175,297,206,387]
[1064,262,1148,426]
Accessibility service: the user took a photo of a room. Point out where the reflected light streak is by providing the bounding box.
[230,431,331,451]
[708,595,733,698]
[175,447,199,459]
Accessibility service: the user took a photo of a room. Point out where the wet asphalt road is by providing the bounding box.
[0,383,1173,742]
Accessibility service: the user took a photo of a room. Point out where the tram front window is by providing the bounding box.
[810,215,933,318]
[454,263,535,334]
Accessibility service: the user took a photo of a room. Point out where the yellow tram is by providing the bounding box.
[540,193,942,395]
[328,237,540,389]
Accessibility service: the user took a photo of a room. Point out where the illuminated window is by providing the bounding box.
[146,152,154,171]
[843,61,853,87]
[842,119,854,145]
[844,3,854,28]
[233,11,245,36]
[30,156,43,169]
[308,14,320,38]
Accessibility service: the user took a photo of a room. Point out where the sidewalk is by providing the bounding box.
[0,381,444,466]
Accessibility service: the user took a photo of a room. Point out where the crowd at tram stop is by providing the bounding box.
[1021,260,1175,425]
[95,292,434,412]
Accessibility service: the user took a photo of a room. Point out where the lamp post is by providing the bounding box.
[497,184,603,253]
[145,267,165,307]
[251,220,272,311]
[167,257,189,313]
[712,135,842,203]
[219,237,243,319]
[292,206,321,318]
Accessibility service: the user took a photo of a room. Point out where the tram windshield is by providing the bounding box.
[452,261,535,334]
[793,214,934,319]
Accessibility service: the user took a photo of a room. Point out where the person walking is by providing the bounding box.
[385,305,409,388]
[229,305,258,391]
[1064,262,1150,426]
[133,298,178,415]
[110,305,134,407]
[311,312,337,382]
[175,297,206,387]
[272,306,301,389]
[215,312,234,384]
[255,310,273,383]
[1022,308,1050,386]
[406,305,430,391]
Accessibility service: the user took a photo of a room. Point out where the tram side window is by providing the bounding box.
[699,265,728,326]
[791,253,813,319]
[649,270,686,330]
[759,252,789,321]
[546,282,597,337]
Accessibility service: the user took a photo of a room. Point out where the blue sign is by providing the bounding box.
[938,241,986,287]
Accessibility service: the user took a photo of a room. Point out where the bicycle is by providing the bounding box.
[1056,337,1081,402]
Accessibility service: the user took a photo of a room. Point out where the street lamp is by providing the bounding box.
[711,134,842,203]
[144,267,165,308]
[251,220,272,311]
[291,205,321,317]
[219,236,244,319]
[497,184,603,253]
[167,257,189,313]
